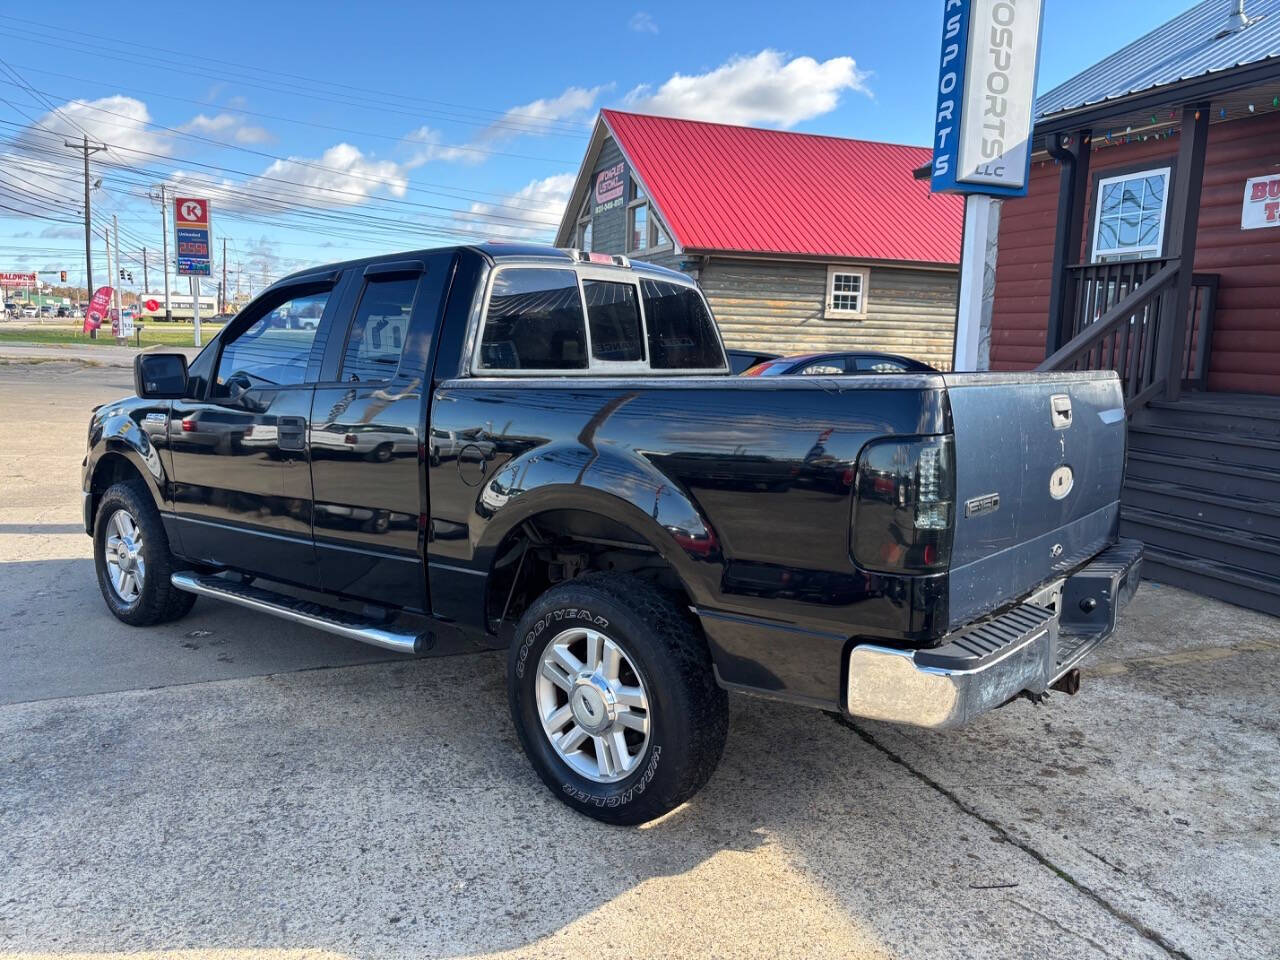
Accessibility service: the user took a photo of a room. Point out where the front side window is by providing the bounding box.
[583,280,643,362]
[341,275,418,382]
[1092,167,1170,261]
[825,266,869,319]
[480,268,587,370]
[641,279,724,369]
[215,290,329,393]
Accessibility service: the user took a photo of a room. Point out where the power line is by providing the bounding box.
[0,14,592,137]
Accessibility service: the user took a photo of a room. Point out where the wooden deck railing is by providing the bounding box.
[1038,260,1220,412]
[1037,260,1180,411]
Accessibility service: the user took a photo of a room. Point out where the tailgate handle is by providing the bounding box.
[1050,394,1072,429]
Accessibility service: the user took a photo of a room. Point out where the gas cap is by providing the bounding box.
[1049,465,1074,500]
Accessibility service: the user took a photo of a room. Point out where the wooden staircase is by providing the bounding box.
[1121,393,1280,616]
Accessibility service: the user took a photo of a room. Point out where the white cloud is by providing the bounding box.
[625,50,870,128]
[168,143,409,214]
[180,112,274,145]
[402,125,483,167]
[629,11,658,33]
[0,95,170,217]
[406,85,608,168]
[454,172,576,241]
[492,85,605,140]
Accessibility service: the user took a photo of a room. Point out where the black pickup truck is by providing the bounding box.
[84,244,1141,824]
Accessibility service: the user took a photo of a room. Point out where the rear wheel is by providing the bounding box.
[508,573,728,825]
[93,481,196,626]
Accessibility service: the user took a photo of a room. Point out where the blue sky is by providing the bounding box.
[0,0,1184,295]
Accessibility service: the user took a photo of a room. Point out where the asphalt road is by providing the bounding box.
[2,357,1278,960]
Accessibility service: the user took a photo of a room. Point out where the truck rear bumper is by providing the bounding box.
[844,539,1142,729]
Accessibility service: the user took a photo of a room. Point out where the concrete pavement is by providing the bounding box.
[1,360,1277,960]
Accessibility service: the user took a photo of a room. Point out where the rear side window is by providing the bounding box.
[341,275,418,382]
[641,279,724,369]
[583,280,644,362]
[480,268,586,370]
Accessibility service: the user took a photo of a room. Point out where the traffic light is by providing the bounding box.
[119,268,125,280]
[60,271,66,283]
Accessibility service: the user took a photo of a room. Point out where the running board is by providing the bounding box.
[170,572,425,654]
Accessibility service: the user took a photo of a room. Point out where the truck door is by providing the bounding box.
[168,274,344,587]
[308,257,451,610]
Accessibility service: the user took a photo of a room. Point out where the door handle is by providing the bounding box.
[278,416,306,451]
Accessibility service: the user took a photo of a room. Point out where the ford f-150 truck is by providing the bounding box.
[84,244,1141,824]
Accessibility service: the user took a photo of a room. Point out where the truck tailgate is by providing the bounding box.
[943,372,1127,630]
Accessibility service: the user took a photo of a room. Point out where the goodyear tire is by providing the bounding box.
[508,572,728,825]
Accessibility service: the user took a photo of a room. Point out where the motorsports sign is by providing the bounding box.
[174,196,212,277]
[931,0,1045,196]
[0,271,38,287]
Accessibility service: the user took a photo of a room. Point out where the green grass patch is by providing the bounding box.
[0,325,224,348]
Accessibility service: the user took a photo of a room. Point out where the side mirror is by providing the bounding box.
[134,353,189,399]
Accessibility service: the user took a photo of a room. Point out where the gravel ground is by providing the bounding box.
[2,357,1277,960]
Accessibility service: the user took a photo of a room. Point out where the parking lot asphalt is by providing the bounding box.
[2,357,1278,960]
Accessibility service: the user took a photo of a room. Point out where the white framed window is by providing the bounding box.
[1091,166,1170,262]
[626,181,672,254]
[824,265,869,319]
[575,196,592,252]
[629,203,650,252]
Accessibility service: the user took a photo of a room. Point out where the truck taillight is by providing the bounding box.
[851,435,954,574]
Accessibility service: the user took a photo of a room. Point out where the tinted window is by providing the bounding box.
[215,291,328,391]
[480,268,586,370]
[584,280,643,362]
[799,362,845,375]
[641,279,724,369]
[341,275,418,382]
[855,355,912,372]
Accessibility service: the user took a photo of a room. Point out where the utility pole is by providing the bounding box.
[153,184,173,323]
[142,247,148,297]
[112,215,122,336]
[221,237,227,314]
[65,135,105,299]
[100,225,111,338]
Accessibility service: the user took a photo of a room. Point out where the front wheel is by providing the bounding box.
[93,480,196,626]
[508,573,728,825]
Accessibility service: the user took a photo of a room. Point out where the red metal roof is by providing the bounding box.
[601,109,962,265]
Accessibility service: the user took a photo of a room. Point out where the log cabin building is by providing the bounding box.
[988,0,1280,613]
[555,110,964,370]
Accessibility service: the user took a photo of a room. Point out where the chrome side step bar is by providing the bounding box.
[170,572,424,654]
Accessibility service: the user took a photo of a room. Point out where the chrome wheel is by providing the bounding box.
[103,508,145,604]
[536,626,651,783]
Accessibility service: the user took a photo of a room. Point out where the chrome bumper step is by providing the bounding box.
[170,572,426,654]
[844,539,1143,729]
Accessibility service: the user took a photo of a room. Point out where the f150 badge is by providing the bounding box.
[965,493,1000,518]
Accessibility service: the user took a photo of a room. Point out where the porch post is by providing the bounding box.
[1044,128,1091,356]
[1157,102,1210,401]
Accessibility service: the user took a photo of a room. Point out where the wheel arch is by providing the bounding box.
[86,443,165,535]
[475,482,721,615]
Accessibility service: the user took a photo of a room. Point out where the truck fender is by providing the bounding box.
[85,409,171,531]
[472,444,722,606]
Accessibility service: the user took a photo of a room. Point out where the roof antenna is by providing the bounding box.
[1216,0,1251,37]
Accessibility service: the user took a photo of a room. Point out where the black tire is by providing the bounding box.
[93,480,196,626]
[508,572,728,826]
